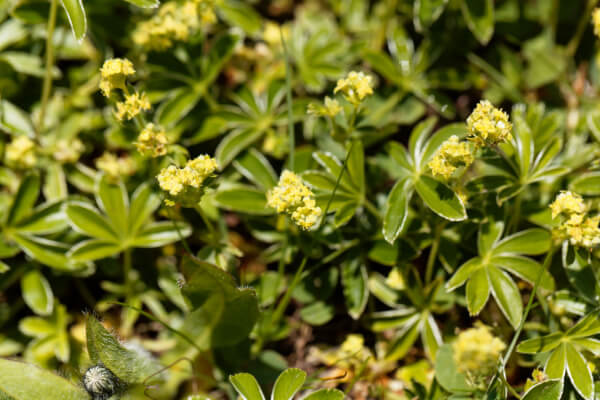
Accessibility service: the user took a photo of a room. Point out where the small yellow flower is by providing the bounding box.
[135,123,168,157]
[5,136,36,168]
[95,152,135,179]
[550,191,586,219]
[428,135,474,180]
[263,21,289,47]
[453,323,505,386]
[99,58,135,97]
[334,71,374,105]
[115,92,151,121]
[593,8,600,37]
[467,100,512,147]
[308,96,342,118]
[157,154,218,206]
[54,138,85,163]
[267,171,321,230]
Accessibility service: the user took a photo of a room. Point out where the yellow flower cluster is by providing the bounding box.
[593,8,600,37]
[95,152,136,179]
[466,100,512,147]
[263,21,290,47]
[54,138,85,163]
[135,123,168,157]
[453,323,505,386]
[133,0,216,51]
[5,136,36,168]
[99,58,135,97]
[550,191,600,248]
[428,135,474,180]
[115,92,151,121]
[308,96,342,118]
[157,155,218,206]
[267,170,322,230]
[334,71,374,105]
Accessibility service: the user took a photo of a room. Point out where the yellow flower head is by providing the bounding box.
[308,96,342,118]
[467,100,512,147]
[593,8,600,37]
[115,92,151,121]
[95,152,135,179]
[550,191,586,219]
[267,171,321,230]
[135,123,168,157]
[54,138,85,163]
[334,71,374,105]
[263,21,289,47]
[157,154,218,206]
[428,135,474,180]
[453,323,505,386]
[99,58,135,97]
[5,136,36,168]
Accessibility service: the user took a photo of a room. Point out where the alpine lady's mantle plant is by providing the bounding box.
[1,0,600,399]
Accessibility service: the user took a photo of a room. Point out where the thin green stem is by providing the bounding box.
[425,221,446,283]
[508,193,522,234]
[364,199,382,220]
[37,0,58,134]
[566,0,600,56]
[281,29,295,171]
[497,372,522,400]
[123,248,132,297]
[195,205,217,244]
[168,207,193,256]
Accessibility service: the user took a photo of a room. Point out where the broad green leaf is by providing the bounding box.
[333,201,357,228]
[565,311,600,339]
[302,171,336,191]
[517,332,564,354]
[387,142,414,172]
[271,368,306,400]
[0,358,89,400]
[341,258,368,320]
[132,221,191,248]
[68,239,122,261]
[460,0,494,45]
[487,265,522,328]
[215,185,275,216]
[13,233,80,271]
[513,110,534,178]
[301,389,345,400]
[216,128,264,168]
[313,152,355,192]
[477,220,504,256]
[571,338,600,355]
[422,314,442,361]
[386,318,420,361]
[562,243,599,304]
[414,175,466,221]
[521,379,563,400]
[565,343,593,400]
[60,0,86,41]
[128,183,161,236]
[414,0,448,32]
[65,202,119,242]
[570,172,600,196]
[466,268,489,316]
[346,140,365,195]
[177,294,225,351]
[382,179,412,244]
[434,344,471,393]
[300,301,335,326]
[122,0,159,7]
[409,117,437,163]
[545,343,567,379]
[491,255,554,291]
[0,100,35,137]
[7,174,40,227]
[446,257,482,291]
[95,176,129,238]
[157,87,203,127]
[230,373,266,400]
[43,164,67,201]
[211,289,259,347]
[219,0,262,34]
[21,270,53,316]
[202,32,241,85]
[234,149,277,190]
[86,315,162,384]
[0,19,27,52]
[492,229,550,256]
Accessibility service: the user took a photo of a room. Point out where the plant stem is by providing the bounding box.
[566,0,600,57]
[37,0,58,134]
[168,207,193,255]
[425,221,446,283]
[508,193,522,234]
[196,205,217,244]
[281,29,295,171]
[123,248,132,297]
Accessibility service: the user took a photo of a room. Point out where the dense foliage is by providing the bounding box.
[2,0,600,399]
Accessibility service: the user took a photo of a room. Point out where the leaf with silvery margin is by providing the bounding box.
[271,368,306,400]
[300,389,345,400]
[418,123,468,169]
[569,172,600,196]
[341,257,369,320]
[565,343,593,400]
[122,0,159,8]
[65,201,120,243]
[382,178,413,244]
[521,379,563,400]
[13,233,83,271]
[0,99,35,138]
[21,269,53,316]
[234,149,278,190]
[487,265,522,328]
[60,0,86,41]
[230,373,266,400]
[215,184,276,216]
[219,0,262,35]
[562,243,600,305]
[414,175,466,221]
[6,174,40,227]
[95,174,129,238]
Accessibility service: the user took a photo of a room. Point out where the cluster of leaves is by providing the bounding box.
[2,0,600,399]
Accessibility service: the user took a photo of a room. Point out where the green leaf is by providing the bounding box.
[517,332,564,354]
[234,149,278,190]
[409,117,437,163]
[128,183,161,236]
[491,255,554,291]
[346,140,365,195]
[460,0,494,45]
[0,358,89,400]
[271,368,306,400]
[341,258,369,320]
[219,0,262,34]
[216,128,264,168]
[211,289,259,347]
[215,185,275,216]
[414,175,466,221]
[301,389,345,400]
[565,343,593,400]
[122,0,159,7]
[156,87,203,127]
[0,100,35,138]
[570,172,600,196]
[545,343,567,379]
[446,257,482,291]
[43,164,67,201]
[299,301,335,326]
[68,239,122,261]
[419,123,468,169]
[21,270,53,316]
[7,174,40,227]
[65,202,119,242]
[132,221,191,248]
[477,220,504,256]
[562,243,599,304]
[229,373,266,400]
[492,229,550,256]
[422,314,442,361]
[382,179,412,244]
[386,317,420,361]
[60,0,86,41]
[313,152,355,191]
[414,0,448,32]
[521,379,563,400]
[86,315,162,384]
[466,268,490,316]
[488,265,522,328]
[434,344,471,393]
[95,175,129,238]
[13,233,80,271]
